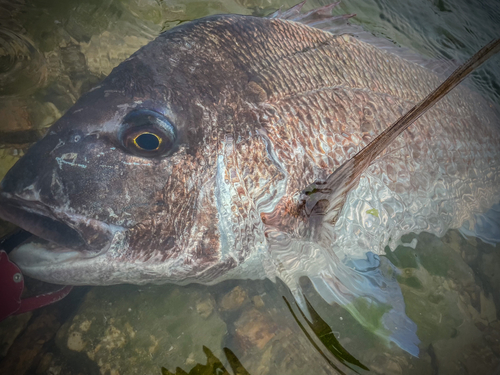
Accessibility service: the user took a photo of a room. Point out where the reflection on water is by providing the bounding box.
[0,0,500,374]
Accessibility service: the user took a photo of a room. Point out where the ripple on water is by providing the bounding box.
[0,28,47,96]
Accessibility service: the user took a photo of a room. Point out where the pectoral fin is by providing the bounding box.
[268,233,420,355]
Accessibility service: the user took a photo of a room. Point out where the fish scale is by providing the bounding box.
[240,38,499,254]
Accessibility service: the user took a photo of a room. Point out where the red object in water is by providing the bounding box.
[0,250,23,320]
[0,250,73,321]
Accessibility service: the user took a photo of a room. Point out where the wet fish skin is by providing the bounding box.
[0,11,500,288]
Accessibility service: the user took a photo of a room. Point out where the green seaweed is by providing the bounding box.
[366,208,379,218]
[283,296,369,374]
[399,275,424,290]
[161,346,250,375]
[344,298,391,336]
[384,246,419,269]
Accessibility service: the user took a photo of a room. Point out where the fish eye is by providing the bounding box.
[119,109,177,157]
[134,132,161,151]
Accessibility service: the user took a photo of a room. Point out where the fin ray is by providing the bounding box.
[268,233,420,355]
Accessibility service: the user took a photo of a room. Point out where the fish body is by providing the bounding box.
[1,4,500,355]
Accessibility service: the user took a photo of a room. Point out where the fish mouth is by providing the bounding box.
[0,193,120,257]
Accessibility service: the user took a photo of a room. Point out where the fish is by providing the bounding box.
[1,2,500,356]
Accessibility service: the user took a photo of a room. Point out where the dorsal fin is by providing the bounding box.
[300,38,500,239]
[267,0,306,19]
[268,1,356,29]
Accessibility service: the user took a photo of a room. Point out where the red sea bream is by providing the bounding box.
[1,3,499,356]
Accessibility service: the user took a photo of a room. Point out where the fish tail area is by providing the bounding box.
[460,202,500,245]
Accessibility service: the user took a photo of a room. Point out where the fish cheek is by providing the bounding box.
[51,140,165,227]
[181,182,226,279]
[192,190,221,263]
[124,160,224,276]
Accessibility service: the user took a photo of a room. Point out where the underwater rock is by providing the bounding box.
[431,323,500,375]
[0,99,32,133]
[477,250,500,309]
[0,312,32,357]
[219,286,249,311]
[480,292,497,323]
[195,297,216,319]
[251,295,265,309]
[55,284,227,375]
[234,308,277,350]
[388,230,500,374]
[402,267,471,346]
[0,306,62,375]
[80,30,157,77]
[35,352,57,375]
[368,353,404,375]
[34,351,93,375]
[484,321,500,357]
[0,147,20,181]
[387,231,484,345]
[0,98,60,176]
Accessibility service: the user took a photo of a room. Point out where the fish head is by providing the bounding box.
[0,18,264,285]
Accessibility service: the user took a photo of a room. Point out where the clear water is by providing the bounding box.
[0,0,500,374]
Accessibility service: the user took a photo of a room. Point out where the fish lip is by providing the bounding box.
[0,192,120,256]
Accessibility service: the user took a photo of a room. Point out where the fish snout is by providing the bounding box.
[1,154,42,199]
[0,133,64,202]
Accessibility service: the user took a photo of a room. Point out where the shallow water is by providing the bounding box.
[0,0,500,374]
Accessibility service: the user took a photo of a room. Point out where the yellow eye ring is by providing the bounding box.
[120,109,177,157]
[133,132,162,151]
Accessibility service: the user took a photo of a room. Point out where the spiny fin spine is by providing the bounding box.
[268,1,355,28]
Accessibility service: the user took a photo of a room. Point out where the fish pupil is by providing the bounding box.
[135,133,160,151]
